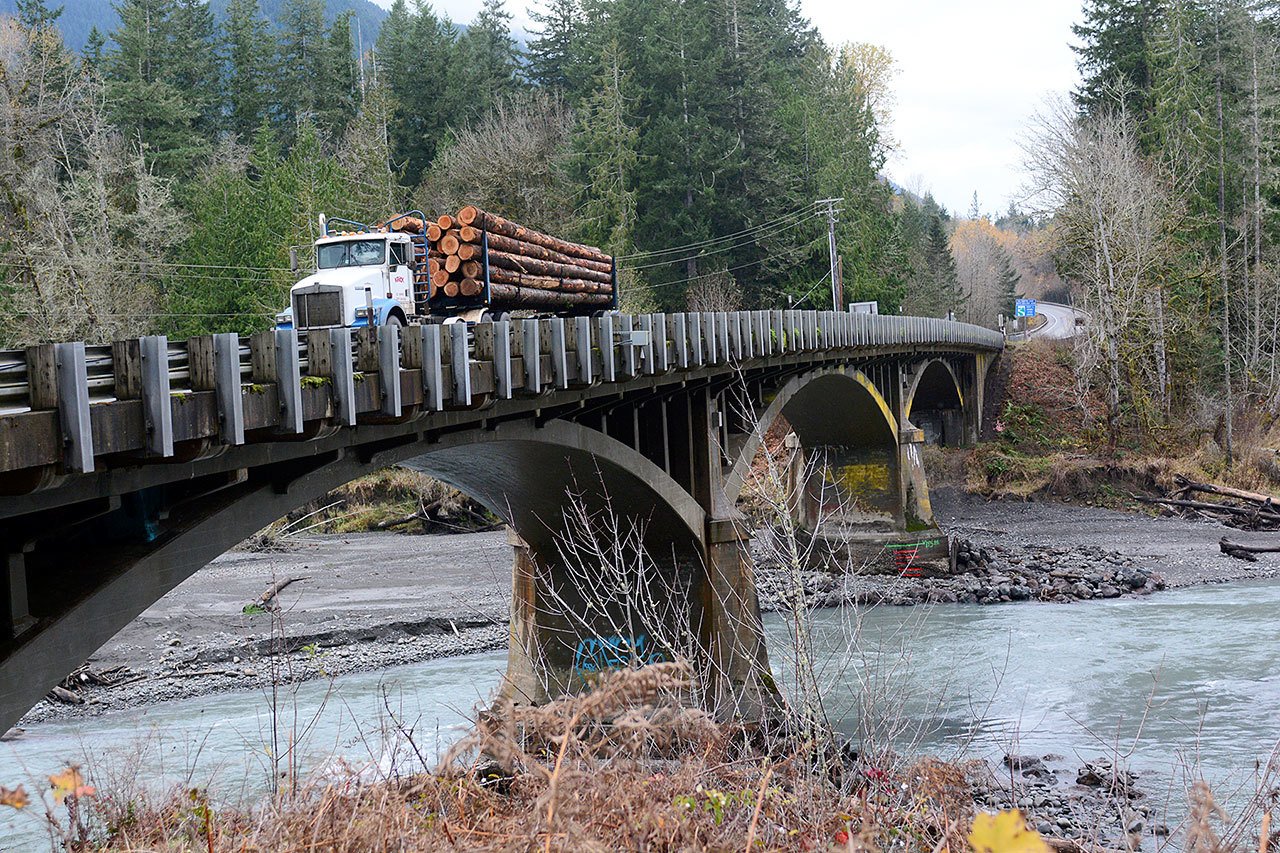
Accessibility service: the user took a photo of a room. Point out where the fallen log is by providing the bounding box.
[1173,476,1279,506]
[480,231,613,274]
[253,575,311,611]
[486,248,614,284]
[48,686,83,705]
[1137,496,1280,520]
[1220,537,1280,555]
[488,281,613,308]
[457,206,612,265]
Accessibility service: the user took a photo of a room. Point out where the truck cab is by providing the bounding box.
[276,212,427,331]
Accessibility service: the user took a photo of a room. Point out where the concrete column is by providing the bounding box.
[500,528,549,705]
[699,517,781,721]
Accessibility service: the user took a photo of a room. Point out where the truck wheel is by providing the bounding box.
[384,312,404,328]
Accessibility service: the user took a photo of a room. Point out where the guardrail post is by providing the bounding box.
[522,318,542,392]
[140,335,174,457]
[572,317,593,384]
[330,328,358,425]
[717,312,730,362]
[49,342,93,473]
[494,320,513,399]
[597,314,616,382]
[638,315,656,375]
[548,318,569,389]
[212,330,244,440]
[672,313,688,369]
[274,329,303,434]
[619,314,639,377]
[450,321,472,405]
[689,313,704,366]
[378,323,403,416]
[652,314,669,372]
[420,324,444,411]
[728,311,743,361]
[700,313,716,363]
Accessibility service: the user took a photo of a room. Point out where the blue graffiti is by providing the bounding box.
[572,634,666,676]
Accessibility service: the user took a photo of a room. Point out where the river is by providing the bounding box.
[3,579,1279,846]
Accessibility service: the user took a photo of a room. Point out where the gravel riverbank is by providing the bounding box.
[18,488,1277,726]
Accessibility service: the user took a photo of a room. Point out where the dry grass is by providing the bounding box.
[50,663,988,852]
[966,340,1280,503]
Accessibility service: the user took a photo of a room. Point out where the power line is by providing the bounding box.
[616,204,821,262]
[619,210,821,273]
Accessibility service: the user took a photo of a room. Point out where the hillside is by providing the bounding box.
[3,0,388,52]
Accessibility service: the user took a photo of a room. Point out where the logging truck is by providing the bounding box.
[276,207,617,331]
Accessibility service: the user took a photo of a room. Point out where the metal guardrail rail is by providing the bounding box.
[0,311,1002,416]
[0,310,1004,477]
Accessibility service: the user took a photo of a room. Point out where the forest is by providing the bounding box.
[0,0,1018,348]
[1026,0,1280,452]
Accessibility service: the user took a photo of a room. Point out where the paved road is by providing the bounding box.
[1024,301,1083,339]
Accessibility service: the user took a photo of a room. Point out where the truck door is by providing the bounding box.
[389,241,413,311]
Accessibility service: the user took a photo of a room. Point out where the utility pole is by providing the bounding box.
[816,198,844,311]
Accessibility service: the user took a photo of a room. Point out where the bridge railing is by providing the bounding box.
[0,310,1002,476]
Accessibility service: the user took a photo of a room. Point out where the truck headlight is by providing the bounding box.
[354,306,372,318]
[276,312,292,324]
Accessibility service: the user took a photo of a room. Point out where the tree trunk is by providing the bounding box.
[488,266,613,294]
[487,249,615,284]
[457,206,612,265]
[488,282,613,309]
[480,230,613,274]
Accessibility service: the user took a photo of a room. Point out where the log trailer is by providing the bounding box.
[276,207,618,332]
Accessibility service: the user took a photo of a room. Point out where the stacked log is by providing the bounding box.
[425,206,615,310]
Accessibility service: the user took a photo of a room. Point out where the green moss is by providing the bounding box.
[353,372,366,383]
[301,375,330,389]
[245,383,266,395]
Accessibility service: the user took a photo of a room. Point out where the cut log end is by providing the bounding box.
[458,205,480,226]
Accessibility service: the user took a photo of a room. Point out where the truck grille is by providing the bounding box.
[293,289,343,329]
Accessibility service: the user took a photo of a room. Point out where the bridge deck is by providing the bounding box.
[0,311,1002,484]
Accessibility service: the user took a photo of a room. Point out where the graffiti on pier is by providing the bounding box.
[888,538,941,578]
[572,634,666,680]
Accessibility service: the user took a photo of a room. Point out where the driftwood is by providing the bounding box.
[1173,475,1279,506]
[254,576,311,611]
[1220,537,1280,561]
[1138,496,1280,520]
[47,685,83,705]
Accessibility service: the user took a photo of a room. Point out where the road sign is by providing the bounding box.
[1014,298,1037,318]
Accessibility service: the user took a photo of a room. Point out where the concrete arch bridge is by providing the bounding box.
[0,310,1002,728]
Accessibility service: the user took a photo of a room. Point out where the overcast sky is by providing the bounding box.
[406,0,1085,217]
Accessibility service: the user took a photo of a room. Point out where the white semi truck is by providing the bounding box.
[275,211,428,332]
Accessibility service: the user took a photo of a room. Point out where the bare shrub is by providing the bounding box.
[685,269,741,312]
[417,91,574,234]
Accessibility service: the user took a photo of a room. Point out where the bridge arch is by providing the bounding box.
[1,420,708,728]
[724,366,899,506]
[904,359,965,446]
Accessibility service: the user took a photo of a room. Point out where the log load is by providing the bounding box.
[423,206,616,311]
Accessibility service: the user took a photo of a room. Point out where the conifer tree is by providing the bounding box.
[224,0,275,139]
[527,0,585,94]
[82,26,106,73]
[1072,0,1160,117]
[15,0,61,30]
[107,0,207,174]
[572,38,638,255]
[169,0,221,135]
[275,0,328,133]
[457,0,523,121]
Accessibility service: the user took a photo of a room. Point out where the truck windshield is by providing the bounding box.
[317,239,385,269]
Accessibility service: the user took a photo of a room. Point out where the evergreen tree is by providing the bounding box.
[317,12,358,139]
[275,0,328,133]
[15,0,61,30]
[375,0,458,185]
[82,26,106,72]
[572,38,639,255]
[107,0,207,174]
[994,244,1020,318]
[224,0,275,139]
[169,0,221,135]
[527,0,585,94]
[1072,0,1161,117]
[457,0,523,121]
